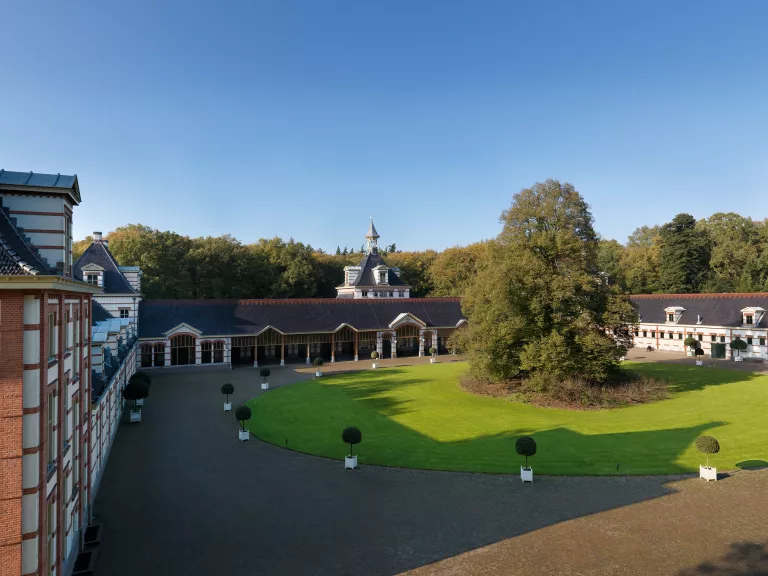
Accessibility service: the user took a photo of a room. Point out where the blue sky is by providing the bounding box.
[2,1,767,251]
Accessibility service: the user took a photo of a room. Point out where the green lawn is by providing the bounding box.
[245,362,768,475]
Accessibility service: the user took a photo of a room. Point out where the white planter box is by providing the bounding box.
[223,402,232,411]
[315,371,322,377]
[696,360,703,366]
[345,455,358,470]
[136,398,144,407]
[372,363,378,369]
[430,358,436,363]
[261,382,269,390]
[129,409,142,423]
[735,356,743,363]
[700,465,717,481]
[521,466,533,483]
[239,429,249,441]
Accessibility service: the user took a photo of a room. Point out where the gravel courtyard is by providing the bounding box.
[93,361,768,575]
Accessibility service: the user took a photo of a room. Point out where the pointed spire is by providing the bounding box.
[365,217,380,239]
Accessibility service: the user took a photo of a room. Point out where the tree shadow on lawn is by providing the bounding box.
[626,362,762,394]
[319,368,426,418]
[414,422,726,475]
[677,542,768,575]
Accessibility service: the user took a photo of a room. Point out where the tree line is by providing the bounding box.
[74,210,767,301]
[73,224,487,300]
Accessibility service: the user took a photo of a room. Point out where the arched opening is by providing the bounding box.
[334,327,356,361]
[395,324,421,357]
[257,329,282,366]
[170,334,196,365]
[231,336,255,367]
[381,331,392,358]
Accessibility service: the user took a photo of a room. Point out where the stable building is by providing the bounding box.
[631,293,768,360]
[137,298,465,368]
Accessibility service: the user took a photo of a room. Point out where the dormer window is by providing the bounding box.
[86,273,99,286]
[665,306,685,324]
[668,313,674,322]
[379,271,386,283]
[741,307,765,327]
[745,315,753,325]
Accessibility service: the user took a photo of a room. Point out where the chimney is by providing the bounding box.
[93,231,108,247]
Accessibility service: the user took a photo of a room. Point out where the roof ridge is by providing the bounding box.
[631,293,768,299]
[141,297,463,305]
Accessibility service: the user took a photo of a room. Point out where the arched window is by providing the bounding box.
[170,334,196,365]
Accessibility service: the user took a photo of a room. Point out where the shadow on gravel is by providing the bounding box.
[677,542,768,575]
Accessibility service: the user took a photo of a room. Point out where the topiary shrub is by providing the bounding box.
[694,348,705,358]
[123,379,149,410]
[515,436,537,468]
[314,357,324,367]
[695,435,720,468]
[342,426,362,457]
[221,383,234,402]
[133,371,152,387]
[128,372,151,397]
[730,339,747,358]
[429,347,437,356]
[260,367,271,382]
[371,351,379,360]
[235,405,252,432]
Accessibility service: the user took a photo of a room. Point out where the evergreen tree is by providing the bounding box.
[342,246,348,255]
[658,214,711,293]
[335,246,341,255]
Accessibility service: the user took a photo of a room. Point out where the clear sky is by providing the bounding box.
[2,1,767,252]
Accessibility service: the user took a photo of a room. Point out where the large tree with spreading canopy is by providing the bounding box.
[457,179,635,384]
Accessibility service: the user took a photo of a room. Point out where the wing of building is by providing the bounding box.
[138,298,466,367]
[630,293,768,359]
[0,170,139,576]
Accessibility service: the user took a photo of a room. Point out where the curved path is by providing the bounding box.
[93,361,768,575]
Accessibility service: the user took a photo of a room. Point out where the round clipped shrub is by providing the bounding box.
[429,347,437,356]
[235,405,252,431]
[314,357,324,367]
[260,367,271,381]
[694,348,705,357]
[128,372,151,397]
[342,426,362,456]
[133,371,152,387]
[515,436,537,468]
[371,351,379,360]
[684,336,698,349]
[221,383,234,402]
[730,339,747,358]
[123,379,149,409]
[695,435,720,467]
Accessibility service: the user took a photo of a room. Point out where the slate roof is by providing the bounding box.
[138,298,464,338]
[0,198,52,276]
[347,251,407,288]
[630,293,768,328]
[74,241,136,294]
[92,300,114,325]
[366,219,380,239]
[0,170,81,203]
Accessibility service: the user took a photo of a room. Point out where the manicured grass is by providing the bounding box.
[246,362,768,475]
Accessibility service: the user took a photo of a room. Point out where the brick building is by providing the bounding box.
[0,171,137,576]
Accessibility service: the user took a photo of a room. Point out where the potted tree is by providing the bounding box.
[516,436,536,483]
[123,378,149,423]
[695,435,720,481]
[694,347,705,366]
[371,350,379,369]
[221,383,234,411]
[314,357,324,377]
[260,367,271,390]
[342,426,362,470]
[683,336,699,359]
[131,372,151,406]
[429,346,437,364]
[730,338,747,362]
[235,405,252,441]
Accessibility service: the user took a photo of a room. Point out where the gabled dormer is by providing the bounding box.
[741,307,765,327]
[373,264,389,285]
[80,263,105,288]
[664,306,685,324]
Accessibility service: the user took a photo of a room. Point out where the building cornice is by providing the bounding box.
[0,275,102,293]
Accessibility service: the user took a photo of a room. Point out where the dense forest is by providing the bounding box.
[73,211,768,301]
